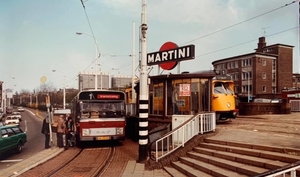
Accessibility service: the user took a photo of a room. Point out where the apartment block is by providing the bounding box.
[212,37,294,102]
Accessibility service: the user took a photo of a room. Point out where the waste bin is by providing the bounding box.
[148,124,170,151]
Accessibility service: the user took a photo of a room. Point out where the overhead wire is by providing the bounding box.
[79,0,101,58]
[115,0,298,73]
[181,0,298,45]
[114,25,299,73]
[77,0,298,76]
[195,26,299,58]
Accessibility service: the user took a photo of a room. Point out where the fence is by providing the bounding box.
[154,112,216,162]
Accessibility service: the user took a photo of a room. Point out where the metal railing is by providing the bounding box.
[253,161,300,177]
[154,112,216,162]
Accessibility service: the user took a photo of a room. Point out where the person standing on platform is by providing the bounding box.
[41,116,51,149]
[172,87,179,114]
[65,116,74,147]
[56,115,66,148]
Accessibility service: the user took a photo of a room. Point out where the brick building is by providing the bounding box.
[293,73,300,88]
[212,37,294,102]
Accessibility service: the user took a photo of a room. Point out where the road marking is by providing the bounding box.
[28,110,35,116]
[0,159,23,163]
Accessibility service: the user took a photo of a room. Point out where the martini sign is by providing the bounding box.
[147,42,195,70]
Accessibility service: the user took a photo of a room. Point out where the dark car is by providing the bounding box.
[0,125,27,157]
[6,107,13,114]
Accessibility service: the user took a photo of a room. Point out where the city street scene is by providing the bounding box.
[0,0,300,176]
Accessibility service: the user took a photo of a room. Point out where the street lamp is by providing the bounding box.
[76,32,101,90]
[242,70,250,103]
[52,70,66,109]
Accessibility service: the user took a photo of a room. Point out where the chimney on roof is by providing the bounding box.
[257,37,266,52]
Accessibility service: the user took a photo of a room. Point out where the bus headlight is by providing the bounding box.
[227,102,231,108]
[82,129,90,136]
[116,128,124,135]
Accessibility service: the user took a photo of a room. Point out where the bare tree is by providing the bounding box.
[36,82,57,93]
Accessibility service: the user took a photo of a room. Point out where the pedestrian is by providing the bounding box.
[41,116,51,149]
[172,87,179,114]
[56,115,66,148]
[65,116,74,147]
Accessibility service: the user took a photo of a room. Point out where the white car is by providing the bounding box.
[5,116,20,125]
[17,107,25,112]
[12,112,22,121]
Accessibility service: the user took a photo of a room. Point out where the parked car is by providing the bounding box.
[5,116,20,125]
[0,125,27,157]
[270,98,282,103]
[17,107,25,112]
[6,107,13,114]
[11,112,22,121]
[0,113,3,121]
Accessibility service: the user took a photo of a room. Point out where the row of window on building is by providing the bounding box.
[218,58,277,69]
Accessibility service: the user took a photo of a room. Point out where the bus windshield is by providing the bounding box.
[79,102,125,118]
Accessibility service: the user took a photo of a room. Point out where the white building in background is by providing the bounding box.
[78,71,109,91]
[78,71,133,91]
[111,75,132,89]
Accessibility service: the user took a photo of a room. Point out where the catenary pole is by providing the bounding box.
[132,21,136,103]
[138,0,149,162]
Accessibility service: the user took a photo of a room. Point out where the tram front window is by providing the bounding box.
[223,83,234,94]
[80,102,125,118]
[214,82,225,94]
[214,82,234,94]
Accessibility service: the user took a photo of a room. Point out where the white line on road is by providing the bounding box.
[0,159,23,163]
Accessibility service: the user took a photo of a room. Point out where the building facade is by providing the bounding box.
[111,75,132,89]
[78,71,109,91]
[78,71,132,91]
[293,73,300,88]
[212,37,294,102]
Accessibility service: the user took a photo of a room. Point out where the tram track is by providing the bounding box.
[46,147,115,177]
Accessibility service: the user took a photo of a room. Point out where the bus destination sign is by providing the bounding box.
[78,91,125,100]
[97,94,120,99]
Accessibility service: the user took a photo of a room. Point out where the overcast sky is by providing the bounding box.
[0,0,298,93]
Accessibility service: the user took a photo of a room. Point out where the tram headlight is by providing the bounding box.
[227,102,231,108]
[116,128,124,135]
[82,129,90,136]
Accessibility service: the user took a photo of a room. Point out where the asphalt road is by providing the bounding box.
[0,109,44,171]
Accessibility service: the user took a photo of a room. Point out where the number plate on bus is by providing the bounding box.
[97,136,110,140]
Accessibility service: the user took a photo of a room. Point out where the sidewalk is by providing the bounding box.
[1,147,64,177]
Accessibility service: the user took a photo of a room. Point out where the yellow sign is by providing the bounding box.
[97,136,110,140]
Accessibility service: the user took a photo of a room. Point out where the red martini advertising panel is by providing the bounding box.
[147,42,195,70]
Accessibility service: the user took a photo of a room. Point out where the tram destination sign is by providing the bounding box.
[147,44,195,66]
